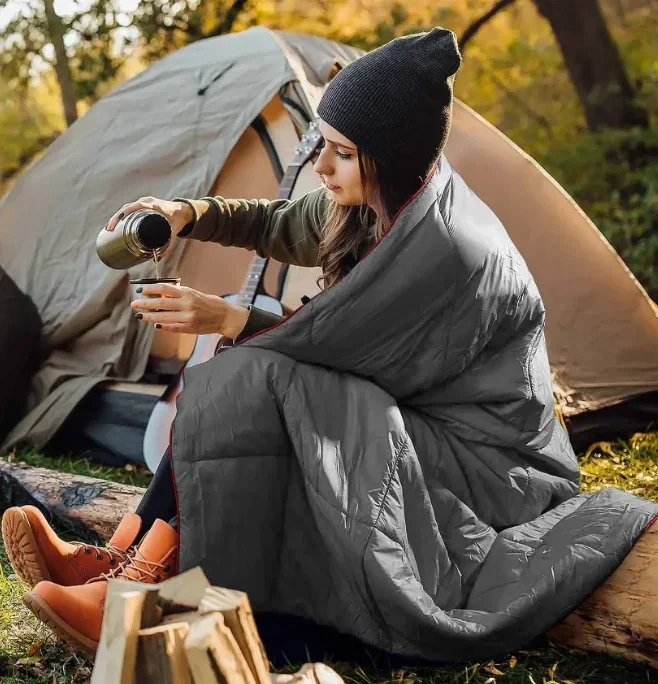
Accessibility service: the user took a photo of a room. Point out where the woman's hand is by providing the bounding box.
[131,283,249,338]
[105,197,194,256]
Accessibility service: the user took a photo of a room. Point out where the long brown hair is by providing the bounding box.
[316,149,428,291]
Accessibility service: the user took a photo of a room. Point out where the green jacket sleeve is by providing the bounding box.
[234,305,285,343]
[172,187,327,268]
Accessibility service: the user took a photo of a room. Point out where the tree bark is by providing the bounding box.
[42,0,78,127]
[531,0,648,130]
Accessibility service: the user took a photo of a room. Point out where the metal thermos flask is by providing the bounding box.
[96,209,172,269]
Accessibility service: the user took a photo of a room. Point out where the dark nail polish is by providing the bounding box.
[136,287,143,293]
[117,211,125,221]
[155,324,162,329]
[135,313,143,320]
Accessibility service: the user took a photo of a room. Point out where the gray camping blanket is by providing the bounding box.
[171,158,658,661]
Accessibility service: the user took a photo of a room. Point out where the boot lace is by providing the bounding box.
[72,541,130,566]
[95,545,171,584]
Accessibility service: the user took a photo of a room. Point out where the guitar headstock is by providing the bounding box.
[289,117,323,168]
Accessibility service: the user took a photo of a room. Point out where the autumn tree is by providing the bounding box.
[0,0,130,127]
[459,0,649,131]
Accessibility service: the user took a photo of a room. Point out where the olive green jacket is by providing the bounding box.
[173,188,327,341]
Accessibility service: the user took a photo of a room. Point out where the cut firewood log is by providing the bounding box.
[199,587,271,684]
[549,522,658,668]
[105,566,211,614]
[0,458,145,543]
[136,623,192,684]
[91,590,149,684]
[185,612,257,684]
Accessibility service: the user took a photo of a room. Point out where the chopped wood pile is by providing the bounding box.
[90,566,345,684]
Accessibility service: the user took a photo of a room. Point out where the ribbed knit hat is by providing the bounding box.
[317,27,462,181]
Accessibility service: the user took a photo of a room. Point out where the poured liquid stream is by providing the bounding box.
[153,249,160,280]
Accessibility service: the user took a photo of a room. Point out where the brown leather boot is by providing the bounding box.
[23,519,178,655]
[1,505,141,588]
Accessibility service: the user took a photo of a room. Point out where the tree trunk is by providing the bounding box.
[532,0,648,130]
[42,0,78,127]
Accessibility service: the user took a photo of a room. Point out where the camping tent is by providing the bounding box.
[1,27,657,463]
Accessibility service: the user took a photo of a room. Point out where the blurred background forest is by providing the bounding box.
[1,0,657,299]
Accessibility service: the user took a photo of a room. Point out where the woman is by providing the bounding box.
[4,27,657,662]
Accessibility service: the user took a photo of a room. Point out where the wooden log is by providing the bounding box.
[549,522,658,668]
[91,590,149,684]
[136,623,192,684]
[185,613,256,684]
[0,458,145,543]
[199,587,271,684]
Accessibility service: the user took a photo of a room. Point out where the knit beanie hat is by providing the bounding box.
[317,27,462,181]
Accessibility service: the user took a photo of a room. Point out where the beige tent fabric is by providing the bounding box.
[0,28,361,450]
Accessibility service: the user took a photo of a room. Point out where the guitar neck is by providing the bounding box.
[234,165,303,309]
[234,255,268,308]
[276,165,303,201]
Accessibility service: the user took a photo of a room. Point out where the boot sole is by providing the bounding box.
[1,507,52,588]
[23,591,98,656]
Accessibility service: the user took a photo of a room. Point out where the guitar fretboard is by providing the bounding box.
[233,164,303,310]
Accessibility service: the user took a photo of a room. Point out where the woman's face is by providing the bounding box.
[313,120,365,206]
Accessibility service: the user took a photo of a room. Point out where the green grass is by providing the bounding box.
[2,437,658,682]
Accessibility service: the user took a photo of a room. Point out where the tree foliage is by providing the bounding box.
[0,0,128,102]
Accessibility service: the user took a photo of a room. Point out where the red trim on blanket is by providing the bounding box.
[646,514,658,530]
[237,159,440,346]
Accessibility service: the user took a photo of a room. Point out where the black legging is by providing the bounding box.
[135,451,177,537]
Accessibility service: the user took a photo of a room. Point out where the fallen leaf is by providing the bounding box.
[124,464,135,471]
[27,640,43,657]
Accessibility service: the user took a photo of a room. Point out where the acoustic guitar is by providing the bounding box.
[142,117,323,472]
